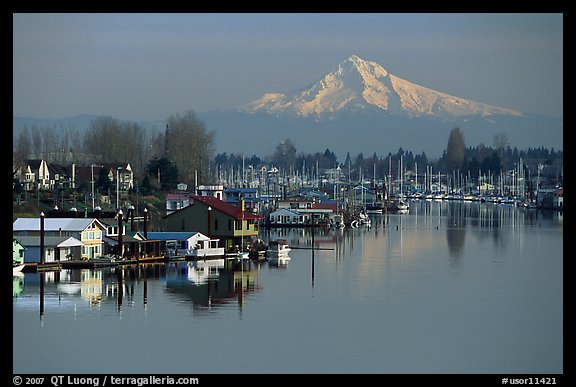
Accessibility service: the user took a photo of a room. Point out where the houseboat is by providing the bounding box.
[266,239,291,258]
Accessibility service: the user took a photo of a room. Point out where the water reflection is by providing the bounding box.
[14,201,562,320]
[13,201,563,374]
[14,260,265,319]
[165,260,260,312]
[13,273,24,298]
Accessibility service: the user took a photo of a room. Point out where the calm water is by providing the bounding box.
[13,201,563,374]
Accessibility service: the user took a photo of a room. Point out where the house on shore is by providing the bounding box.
[13,217,107,260]
[13,239,26,266]
[14,235,84,263]
[268,208,309,226]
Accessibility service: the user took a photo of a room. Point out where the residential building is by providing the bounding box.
[13,239,26,266]
[268,208,309,226]
[164,196,261,251]
[15,159,49,191]
[277,197,335,223]
[14,159,75,191]
[13,217,107,260]
[145,231,224,258]
[225,187,259,213]
[196,185,224,199]
[166,191,192,215]
[15,236,84,263]
[74,162,134,202]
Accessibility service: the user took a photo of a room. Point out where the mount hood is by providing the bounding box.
[238,55,522,120]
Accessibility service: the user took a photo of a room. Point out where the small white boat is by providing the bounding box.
[267,239,291,258]
[330,214,345,229]
[237,251,250,260]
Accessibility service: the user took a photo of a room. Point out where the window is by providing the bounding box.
[181,218,185,231]
[214,219,219,231]
[228,219,232,231]
[235,220,242,230]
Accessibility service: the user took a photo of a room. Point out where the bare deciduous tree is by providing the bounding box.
[165,110,215,188]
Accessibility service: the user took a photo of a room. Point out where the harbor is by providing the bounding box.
[13,200,563,374]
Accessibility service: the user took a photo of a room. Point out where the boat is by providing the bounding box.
[365,202,385,214]
[351,211,372,228]
[387,198,410,212]
[238,251,250,260]
[266,239,291,258]
[330,214,345,229]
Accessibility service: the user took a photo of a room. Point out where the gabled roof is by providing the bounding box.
[15,235,84,248]
[145,231,201,241]
[47,163,71,176]
[126,231,146,240]
[13,217,106,232]
[25,159,44,170]
[270,208,302,216]
[190,196,261,220]
[104,234,142,245]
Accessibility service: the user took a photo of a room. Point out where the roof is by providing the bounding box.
[145,231,202,241]
[190,196,261,220]
[270,208,302,216]
[166,192,191,201]
[104,234,142,245]
[224,187,258,193]
[15,235,84,248]
[13,218,106,232]
[25,159,44,170]
[126,231,146,240]
[48,163,71,176]
[312,203,337,211]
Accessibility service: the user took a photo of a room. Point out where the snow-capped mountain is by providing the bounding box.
[238,55,522,120]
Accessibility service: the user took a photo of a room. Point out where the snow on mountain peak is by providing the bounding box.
[238,55,522,119]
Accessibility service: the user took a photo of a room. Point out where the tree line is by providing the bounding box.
[14,116,562,196]
[211,129,562,183]
[13,111,215,192]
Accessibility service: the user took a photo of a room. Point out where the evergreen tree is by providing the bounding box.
[446,127,466,172]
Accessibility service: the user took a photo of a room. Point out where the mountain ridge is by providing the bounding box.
[238,55,522,120]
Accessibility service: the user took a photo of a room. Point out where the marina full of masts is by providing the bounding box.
[214,156,563,219]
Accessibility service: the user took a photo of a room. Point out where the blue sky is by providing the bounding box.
[13,13,563,121]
